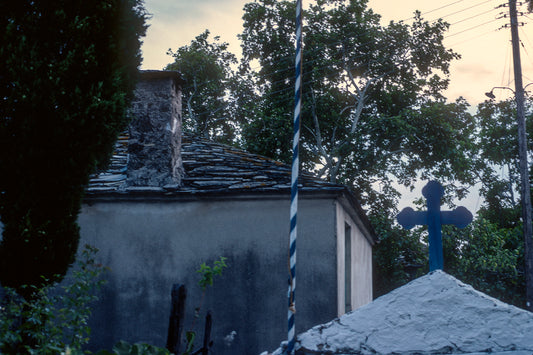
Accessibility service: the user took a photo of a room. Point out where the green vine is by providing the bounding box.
[197,257,228,291]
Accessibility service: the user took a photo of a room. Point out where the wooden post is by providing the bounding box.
[200,311,213,355]
[508,0,533,312]
[166,284,187,354]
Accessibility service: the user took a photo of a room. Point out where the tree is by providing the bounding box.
[237,0,481,296]
[440,96,533,309]
[0,0,147,298]
[443,219,525,307]
[370,212,428,297]
[474,98,532,229]
[166,30,240,144]
[239,0,477,215]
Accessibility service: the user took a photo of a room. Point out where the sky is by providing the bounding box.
[141,0,533,105]
[139,0,533,212]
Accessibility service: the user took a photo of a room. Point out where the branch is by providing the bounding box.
[345,69,382,134]
[339,104,357,117]
[303,124,320,156]
[187,78,198,132]
[316,164,330,178]
[331,158,342,184]
[383,148,412,159]
[309,90,334,169]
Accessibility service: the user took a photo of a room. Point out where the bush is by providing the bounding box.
[0,245,106,354]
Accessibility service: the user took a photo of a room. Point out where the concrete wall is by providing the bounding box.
[79,195,340,354]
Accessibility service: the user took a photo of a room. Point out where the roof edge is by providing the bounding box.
[84,188,345,202]
[336,188,377,245]
[83,185,377,243]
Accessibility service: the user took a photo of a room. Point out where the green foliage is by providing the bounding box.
[0,246,222,354]
[238,0,475,216]
[197,256,228,291]
[375,213,526,307]
[180,257,227,354]
[475,98,533,228]
[371,213,427,297]
[0,245,107,354]
[442,97,533,308]
[165,30,240,144]
[236,0,483,299]
[54,341,172,355]
[156,0,528,308]
[182,331,196,355]
[94,341,171,355]
[443,219,525,308]
[0,0,147,297]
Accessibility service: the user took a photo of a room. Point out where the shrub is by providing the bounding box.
[0,245,106,354]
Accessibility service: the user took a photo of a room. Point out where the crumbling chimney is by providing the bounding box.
[127,70,183,189]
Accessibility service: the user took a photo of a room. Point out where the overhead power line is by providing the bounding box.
[446,18,502,38]
[448,8,497,27]
[400,0,465,22]
[446,28,498,47]
[428,0,496,23]
[173,0,515,100]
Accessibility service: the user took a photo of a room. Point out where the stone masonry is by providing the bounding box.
[127,70,183,188]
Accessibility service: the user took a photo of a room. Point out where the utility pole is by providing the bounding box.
[508,0,533,311]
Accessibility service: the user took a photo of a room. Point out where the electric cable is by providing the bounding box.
[446,28,498,47]
[233,0,501,73]
[169,0,518,107]
[399,0,465,22]
[448,8,498,27]
[501,36,512,88]
[428,0,497,23]
[445,18,502,38]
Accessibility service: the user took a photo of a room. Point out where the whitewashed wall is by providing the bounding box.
[336,201,373,316]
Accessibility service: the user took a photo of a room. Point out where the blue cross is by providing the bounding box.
[397,181,473,271]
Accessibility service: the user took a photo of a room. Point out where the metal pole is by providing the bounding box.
[508,0,533,311]
[287,0,302,353]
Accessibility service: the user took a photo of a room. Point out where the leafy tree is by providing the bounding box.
[475,98,533,228]
[238,0,477,213]
[238,0,479,291]
[0,245,107,354]
[443,219,525,307]
[166,30,241,144]
[0,0,147,298]
[371,212,427,297]
[438,96,533,308]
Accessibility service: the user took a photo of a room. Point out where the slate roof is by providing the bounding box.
[88,133,129,191]
[87,133,345,195]
[87,133,376,242]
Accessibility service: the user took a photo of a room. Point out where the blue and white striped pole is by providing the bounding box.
[287,0,302,354]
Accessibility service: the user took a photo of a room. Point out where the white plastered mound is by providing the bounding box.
[267,270,533,354]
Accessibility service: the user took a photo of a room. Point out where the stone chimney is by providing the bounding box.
[127,70,183,189]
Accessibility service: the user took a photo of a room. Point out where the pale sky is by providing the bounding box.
[140,0,533,212]
[141,0,533,106]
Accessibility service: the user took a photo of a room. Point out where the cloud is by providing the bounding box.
[141,0,247,69]
[145,0,247,24]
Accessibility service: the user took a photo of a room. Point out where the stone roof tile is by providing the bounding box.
[87,133,344,194]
